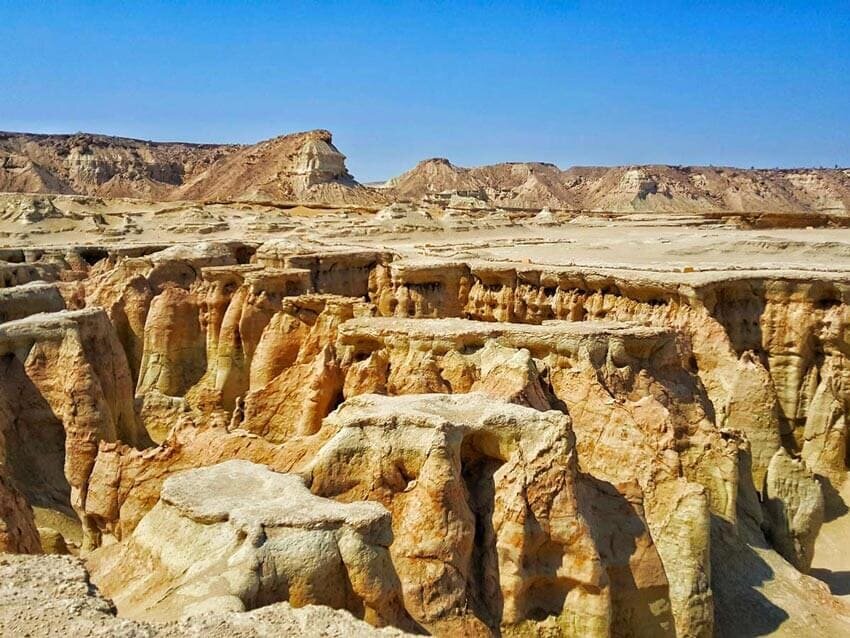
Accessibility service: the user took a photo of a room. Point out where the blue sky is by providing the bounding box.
[1,1,848,181]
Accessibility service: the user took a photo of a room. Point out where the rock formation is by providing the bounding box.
[0,308,149,552]
[0,473,41,554]
[386,158,850,214]
[335,318,720,636]
[89,460,412,629]
[4,128,849,213]
[0,553,411,636]
[2,134,850,636]
[0,130,378,205]
[308,393,608,636]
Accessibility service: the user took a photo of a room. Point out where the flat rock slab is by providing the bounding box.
[162,459,390,535]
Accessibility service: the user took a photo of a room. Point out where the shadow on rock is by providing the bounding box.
[711,516,789,637]
[809,568,850,596]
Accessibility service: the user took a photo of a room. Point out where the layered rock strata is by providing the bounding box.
[336,318,724,636]
[0,129,379,205]
[371,260,850,492]
[5,128,849,213]
[308,393,609,636]
[0,308,149,551]
[0,282,64,322]
[89,460,412,629]
[0,553,410,636]
[0,240,849,636]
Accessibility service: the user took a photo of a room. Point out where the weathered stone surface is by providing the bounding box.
[82,420,309,545]
[135,389,190,444]
[88,460,413,629]
[186,270,316,412]
[334,317,729,637]
[577,477,675,636]
[0,553,411,637]
[83,243,238,388]
[136,285,206,397]
[368,261,850,490]
[0,130,381,205]
[0,308,149,551]
[3,230,850,637]
[308,393,610,637]
[724,351,783,490]
[0,472,41,554]
[384,157,850,214]
[801,350,850,486]
[763,448,825,571]
[238,295,355,440]
[258,248,392,298]
[0,282,64,322]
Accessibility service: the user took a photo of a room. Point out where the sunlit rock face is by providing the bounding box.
[0,552,416,636]
[0,308,147,551]
[307,393,610,636]
[88,460,413,630]
[291,135,352,187]
[335,317,721,637]
[3,236,850,637]
[0,129,380,204]
[370,262,850,480]
[0,282,64,322]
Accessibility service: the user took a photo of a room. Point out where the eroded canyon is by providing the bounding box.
[1,130,850,637]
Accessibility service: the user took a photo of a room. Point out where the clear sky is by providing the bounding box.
[1,1,848,181]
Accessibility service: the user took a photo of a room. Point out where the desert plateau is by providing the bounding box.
[0,125,848,637]
[4,2,850,635]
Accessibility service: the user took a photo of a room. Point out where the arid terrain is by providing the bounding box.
[1,129,850,637]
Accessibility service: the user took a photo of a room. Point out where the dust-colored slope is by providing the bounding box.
[385,158,579,208]
[175,129,380,204]
[4,129,850,212]
[0,131,236,199]
[386,159,850,214]
[0,130,381,205]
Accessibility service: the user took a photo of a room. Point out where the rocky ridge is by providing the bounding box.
[3,129,850,213]
[0,130,377,205]
[3,126,850,636]
[384,158,850,214]
[1,233,850,636]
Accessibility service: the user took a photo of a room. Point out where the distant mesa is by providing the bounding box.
[0,129,375,206]
[1,129,849,213]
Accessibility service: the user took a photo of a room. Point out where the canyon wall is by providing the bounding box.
[0,241,849,636]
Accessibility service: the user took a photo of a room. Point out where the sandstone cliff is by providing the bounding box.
[385,158,850,214]
[4,129,850,214]
[0,553,411,636]
[2,238,850,636]
[0,130,378,205]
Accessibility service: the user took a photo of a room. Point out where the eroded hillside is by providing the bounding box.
[2,204,850,636]
[0,130,377,204]
[3,128,849,214]
[385,158,850,214]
